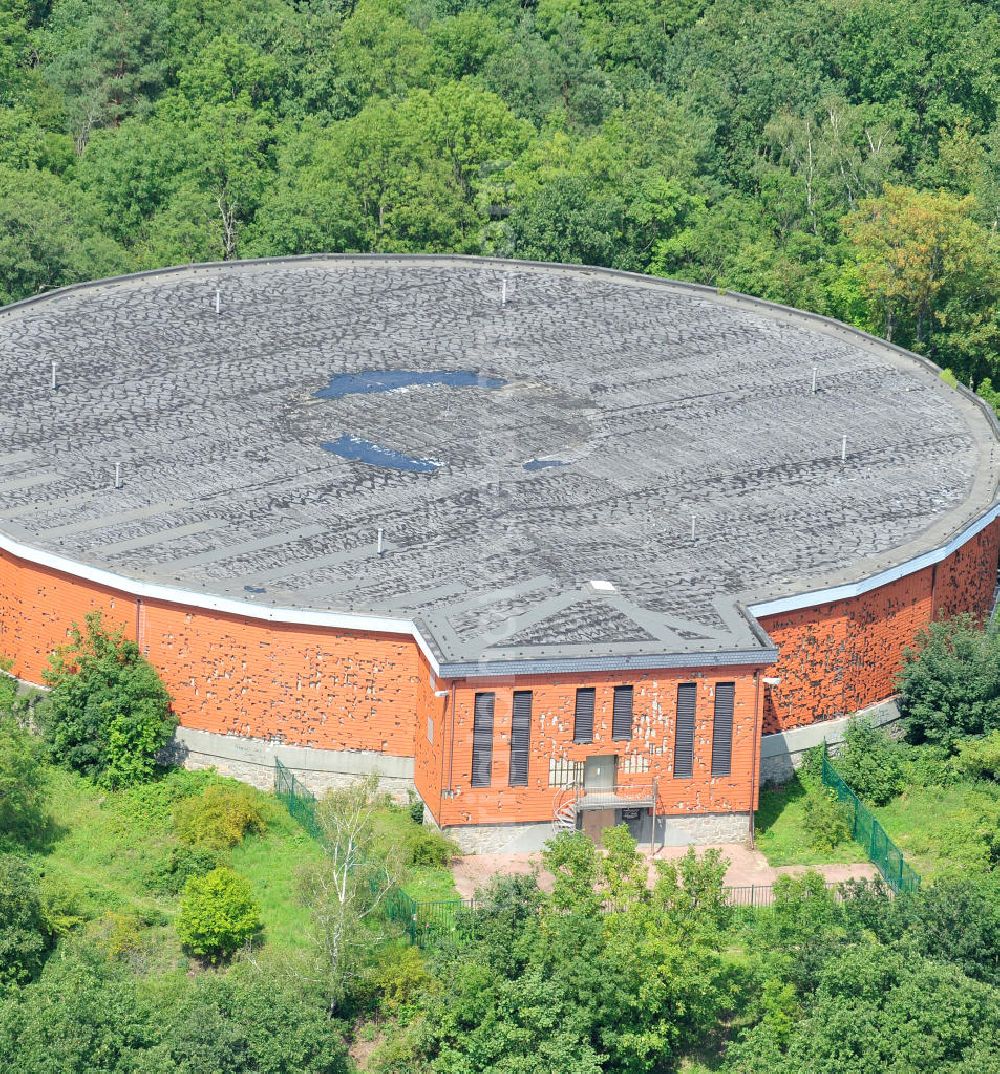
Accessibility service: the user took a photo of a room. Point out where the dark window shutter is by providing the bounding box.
[509,691,532,786]
[471,692,495,787]
[711,682,735,777]
[612,685,634,741]
[674,683,696,778]
[573,688,595,743]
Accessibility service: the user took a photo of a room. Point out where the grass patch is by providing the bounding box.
[29,764,320,963]
[754,775,868,868]
[230,803,324,951]
[872,778,1000,878]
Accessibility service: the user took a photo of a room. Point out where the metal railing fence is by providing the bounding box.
[274,758,902,947]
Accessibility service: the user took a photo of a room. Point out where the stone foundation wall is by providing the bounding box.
[758,698,903,785]
[165,725,415,798]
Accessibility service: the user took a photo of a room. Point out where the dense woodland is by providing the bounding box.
[2,0,1000,393]
[3,1,1000,1070]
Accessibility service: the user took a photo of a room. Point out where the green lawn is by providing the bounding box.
[755,756,1000,879]
[754,775,868,868]
[872,778,1000,878]
[29,765,321,964]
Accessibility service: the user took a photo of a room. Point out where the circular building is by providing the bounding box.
[1,256,997,849]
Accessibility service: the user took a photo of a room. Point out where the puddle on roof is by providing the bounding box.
[523,458,569,471]
[315,369,507,399]
[322,435,439,474]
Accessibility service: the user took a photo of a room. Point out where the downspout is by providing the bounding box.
[443,680,458,824]
[437,680,453,828]
[749,670,762,849]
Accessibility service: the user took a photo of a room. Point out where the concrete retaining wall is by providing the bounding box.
[165,725,415,798]
[758,697,903,785]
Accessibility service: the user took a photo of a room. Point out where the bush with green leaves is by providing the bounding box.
[147,844,220,895]
[176,867,262,962]
[0,714,47,846]
[726,945,999,1074]
[898,615,1000,746]
[835,717,906,805]
[953,731,1000,782]
[40,612,175,789]
[172,781,267,850]
[0,855,50,985]
[404,824,458,867]
[804,786,852,850]
[0,946,351,1072]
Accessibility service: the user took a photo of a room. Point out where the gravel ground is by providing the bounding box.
[451,845,876,899]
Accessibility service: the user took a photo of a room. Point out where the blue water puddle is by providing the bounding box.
[322,434,439,474]
[316,369,506,399]
[523,458,569,472]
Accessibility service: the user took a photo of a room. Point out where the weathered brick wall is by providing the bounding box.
[4,512,997,824]
[0,549,138,679]
[931,519,1000,621]
[759,518,1000,732]
[424,668,763,828]
[0,549,421,756]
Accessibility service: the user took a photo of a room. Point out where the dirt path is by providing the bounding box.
[452,844,876,899]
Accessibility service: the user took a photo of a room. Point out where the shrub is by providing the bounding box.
[953,731,1000,781]
[147,844,220,894]
[40,612,176,789]
[369,943,434,1013]
[405,825,458,867]
[835,717,905,805]
[176,867,262,962]
[113,767,222,834]
[903,743,960,788]
[173,782,267,849]
[0,854,50,984]
[898,615,1000,746]
[407,790,425,826]
[804,786,852,850]
[0,714,48,845]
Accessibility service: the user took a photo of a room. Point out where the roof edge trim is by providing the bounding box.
[0,529,443,676]
[439,648,780,678]
[749,503,1000,619]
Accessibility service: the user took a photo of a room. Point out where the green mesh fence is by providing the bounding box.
[273,759,471,948]
[822,748,921,894]
[275,757,902,948]
[274,758,322,840]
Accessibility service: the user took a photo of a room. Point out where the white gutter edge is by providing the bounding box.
[3,502,998,679]
[749,504,1000,619]
[0,530,444,677]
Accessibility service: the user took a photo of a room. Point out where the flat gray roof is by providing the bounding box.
[1,255,997,671]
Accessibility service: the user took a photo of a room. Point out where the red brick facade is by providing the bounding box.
[0,549,424,757]
[1,515,997,827]
[420,670,764,828]
[758,518,1000,732]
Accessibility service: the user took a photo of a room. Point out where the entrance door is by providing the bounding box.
[584,755,616,790]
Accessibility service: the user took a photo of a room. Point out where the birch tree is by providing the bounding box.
[300,775,403,1012]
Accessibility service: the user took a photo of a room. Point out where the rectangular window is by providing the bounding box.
[573,688,596,743]
[549,758,584,788]
[673,682,696,778]
[509,691,532,786]
[471,692,495,787]
[711,682,735,777]
[612,685,634,740]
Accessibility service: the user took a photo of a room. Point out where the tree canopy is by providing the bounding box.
[1,0,997,395]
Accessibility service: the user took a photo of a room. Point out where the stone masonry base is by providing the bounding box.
[430,810,753,854]
[163,725,415,799]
